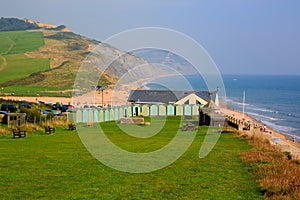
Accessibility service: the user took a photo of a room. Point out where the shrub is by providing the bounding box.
[46,112,54,120]
[20,107,42,123]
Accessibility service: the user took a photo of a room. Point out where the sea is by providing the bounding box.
[144,74,300,140]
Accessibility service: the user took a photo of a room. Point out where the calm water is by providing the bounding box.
[145,75,300,139]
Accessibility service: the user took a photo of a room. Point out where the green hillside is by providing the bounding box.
[0,54,49,84]
[0,31,45,54]
[0,18,148,97]
[0,31,50,88]
[0,29,94,96]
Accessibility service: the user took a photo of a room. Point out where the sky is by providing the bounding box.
[1,0,300,75]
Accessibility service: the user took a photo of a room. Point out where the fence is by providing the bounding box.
[68,104,201,123]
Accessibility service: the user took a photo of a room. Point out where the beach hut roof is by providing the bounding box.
[128,90,217,104]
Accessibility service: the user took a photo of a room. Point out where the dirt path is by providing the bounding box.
[0,37,16,72]
[0,55,7,72]
[3,36,16,55]
[0,36,16,72]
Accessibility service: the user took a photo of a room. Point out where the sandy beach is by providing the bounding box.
[220,107,300,159]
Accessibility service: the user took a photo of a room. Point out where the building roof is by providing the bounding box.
[128,90,217,104]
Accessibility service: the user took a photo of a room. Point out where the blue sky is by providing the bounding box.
[1,0,300,75]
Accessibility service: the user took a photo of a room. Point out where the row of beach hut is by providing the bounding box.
[69,104,202,123]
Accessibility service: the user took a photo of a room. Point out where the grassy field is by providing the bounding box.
[0,30,91,96]
[0,54,49,84]
[2,85,72,97]
[0,31,44,54]
[0,31,50,86]
[0,56,3,66]
[0,118,263,199]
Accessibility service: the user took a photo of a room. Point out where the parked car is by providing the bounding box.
[0,111,8,115]
[43,109,62,116]
[1,104,17,113]
[61,104,74,112]
[90,105,97,109]
[52,104,73,112]
[0,111,8,123]
[66,108,77,113]
[52,104,62,110]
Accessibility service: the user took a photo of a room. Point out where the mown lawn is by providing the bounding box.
[0,31,44,54]
[0,118,262,199]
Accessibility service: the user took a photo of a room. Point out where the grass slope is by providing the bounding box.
[0,118,262,199]
[0,31,44,54]
[0,31,50,87]
[0,28,148,97]
[0,54,49,84]
[0,30,94,96]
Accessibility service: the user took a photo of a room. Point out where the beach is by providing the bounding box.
[221,106,300,159]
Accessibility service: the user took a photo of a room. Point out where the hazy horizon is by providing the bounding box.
[1,0,300,75]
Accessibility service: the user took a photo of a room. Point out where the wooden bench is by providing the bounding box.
[45,126,55,134]
[12,128,26,138]
[181,122,198,131]
[68,123,76,130]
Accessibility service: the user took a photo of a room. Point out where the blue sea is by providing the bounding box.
[144,75,300,140]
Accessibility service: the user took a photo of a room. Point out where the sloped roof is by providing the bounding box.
[194,91,216,102]
[128,90,217,104]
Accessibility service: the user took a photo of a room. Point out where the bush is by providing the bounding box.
[20,108,42,123]
[46,112,54,120]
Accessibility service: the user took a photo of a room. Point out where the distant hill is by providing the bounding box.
[0,17,148,96]
[0,17,40,32]
[0,17,71,32]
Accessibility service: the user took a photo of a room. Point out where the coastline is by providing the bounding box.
[2,94,300,159]
[221,106,300,160]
